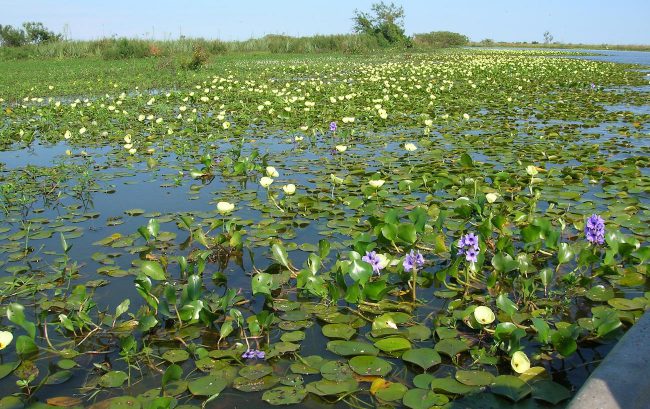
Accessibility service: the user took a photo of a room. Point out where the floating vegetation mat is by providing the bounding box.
[0,49,648,409]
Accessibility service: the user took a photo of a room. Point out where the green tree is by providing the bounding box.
[0,24,27,47]
[352,2,410,46]
[23,22,62,44]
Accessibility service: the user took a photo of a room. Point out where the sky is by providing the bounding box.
[1,0,649,45]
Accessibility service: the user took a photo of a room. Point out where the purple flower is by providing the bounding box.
[329,121,337,132]
[585,214,605,245]
[362,251,384,275]
[403,250,425,272]
[590,83,596,90]
[458,232,480,263]
[242,349,265,360]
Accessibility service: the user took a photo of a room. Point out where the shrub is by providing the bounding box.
[413,31,469,48]
[182,45,209,70]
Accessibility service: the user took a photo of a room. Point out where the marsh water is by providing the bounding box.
[0,49,649,408]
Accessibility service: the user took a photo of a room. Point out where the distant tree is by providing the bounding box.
[0,22,62,47]
[352,2,410,46]
[413,31,469,48]
[23,21,62,44]
[0,24,27,47]
[543,31,554,44]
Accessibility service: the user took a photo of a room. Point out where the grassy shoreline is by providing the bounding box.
[470,41,650,52]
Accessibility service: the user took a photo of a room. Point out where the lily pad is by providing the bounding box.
[490,375,532,402]
[348,355,392,376]
[262,386,307,405]
[402,348,441,371]
[326,340,378,356]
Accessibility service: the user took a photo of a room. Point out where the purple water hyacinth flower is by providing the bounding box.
[242,349,266,360]
[590,83,596,90]
[458,232,480,263]
[403,249,425,272]
[362,251,384,275]
[329,121,337,132]
[585,214,605,245]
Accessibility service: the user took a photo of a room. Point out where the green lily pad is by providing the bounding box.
[402,388,448,409]
[327,340,378,356]
[531,380,571,404]
[374,381,408,402]
[188,375,227,396]
[402,348,441,370]
[233,375,279,392]
[348,355,392,376]
[162,349,189,363]
[239,363,273,380]
[455,370,495,386]
[305,379,358,396]
[262,386,307,405]
[322,323,356,340]
[434,338,469,357]
[490,375,532,402]
[320,360,355,381]
[374,336,411,352]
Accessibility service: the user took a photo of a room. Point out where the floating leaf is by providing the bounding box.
[401,348,441,370]
[490,375,532,402]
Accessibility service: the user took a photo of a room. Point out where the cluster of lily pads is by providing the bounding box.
[0,49,648,409]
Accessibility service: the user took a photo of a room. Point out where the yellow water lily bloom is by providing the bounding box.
[282,184,296,195]
[369,179,385,188]
[404,143,417,152]
[260,177,274,188]
[335,145,347,153]
[0,331,13,350]
[216,201,235,214]
[511,351,530,374]
[266,166,279,178]
[64,130,72,140]
[486,193,499,203]
[473,306,496,325]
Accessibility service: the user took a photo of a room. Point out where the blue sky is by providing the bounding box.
[2,0,649,44]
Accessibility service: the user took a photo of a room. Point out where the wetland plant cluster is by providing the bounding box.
[0,49,648,409]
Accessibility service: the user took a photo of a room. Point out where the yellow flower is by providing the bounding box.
[404,143,417,152]
[369,179,385,188]
[473,306,495,325]
[260,177,274,188]
[266,166,279,178]
[342,117,355,123]
[0,331,13,350]
[463,113,470,120]
[124,134,132,144]
[485,193,499,203]
[335,145,347,153]
[282,184,296,195]
[216,201,235,214]
[78,127,86,134]
[222,121,231,129]
[128,148,137,155]
[64,130,72,140]
[511,351,531,374]
[424,119,433,127]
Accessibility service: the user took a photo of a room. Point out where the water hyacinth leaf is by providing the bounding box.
[44,370,73,385]
[558,243,575,264]
[491,253,518,273]
[607,298,646,311]
[326,340,378,356]
[252,273,274,296]
[401,348,441,370]
[262,386,307,406]
[531,380,571,404]
[496,294,518,316]
[7,303,36,339]
[99,371,128,388]
[188,375,227,396]
[15,335,38,359]
[402,388,449,409]
[0,362,19,380]
[348,355,392,376]
[162,364,183,387]
[271,243,291,269]
[490,375,532,402]
[140,261,166,280]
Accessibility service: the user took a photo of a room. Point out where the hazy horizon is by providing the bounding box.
[1,0,649,45]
